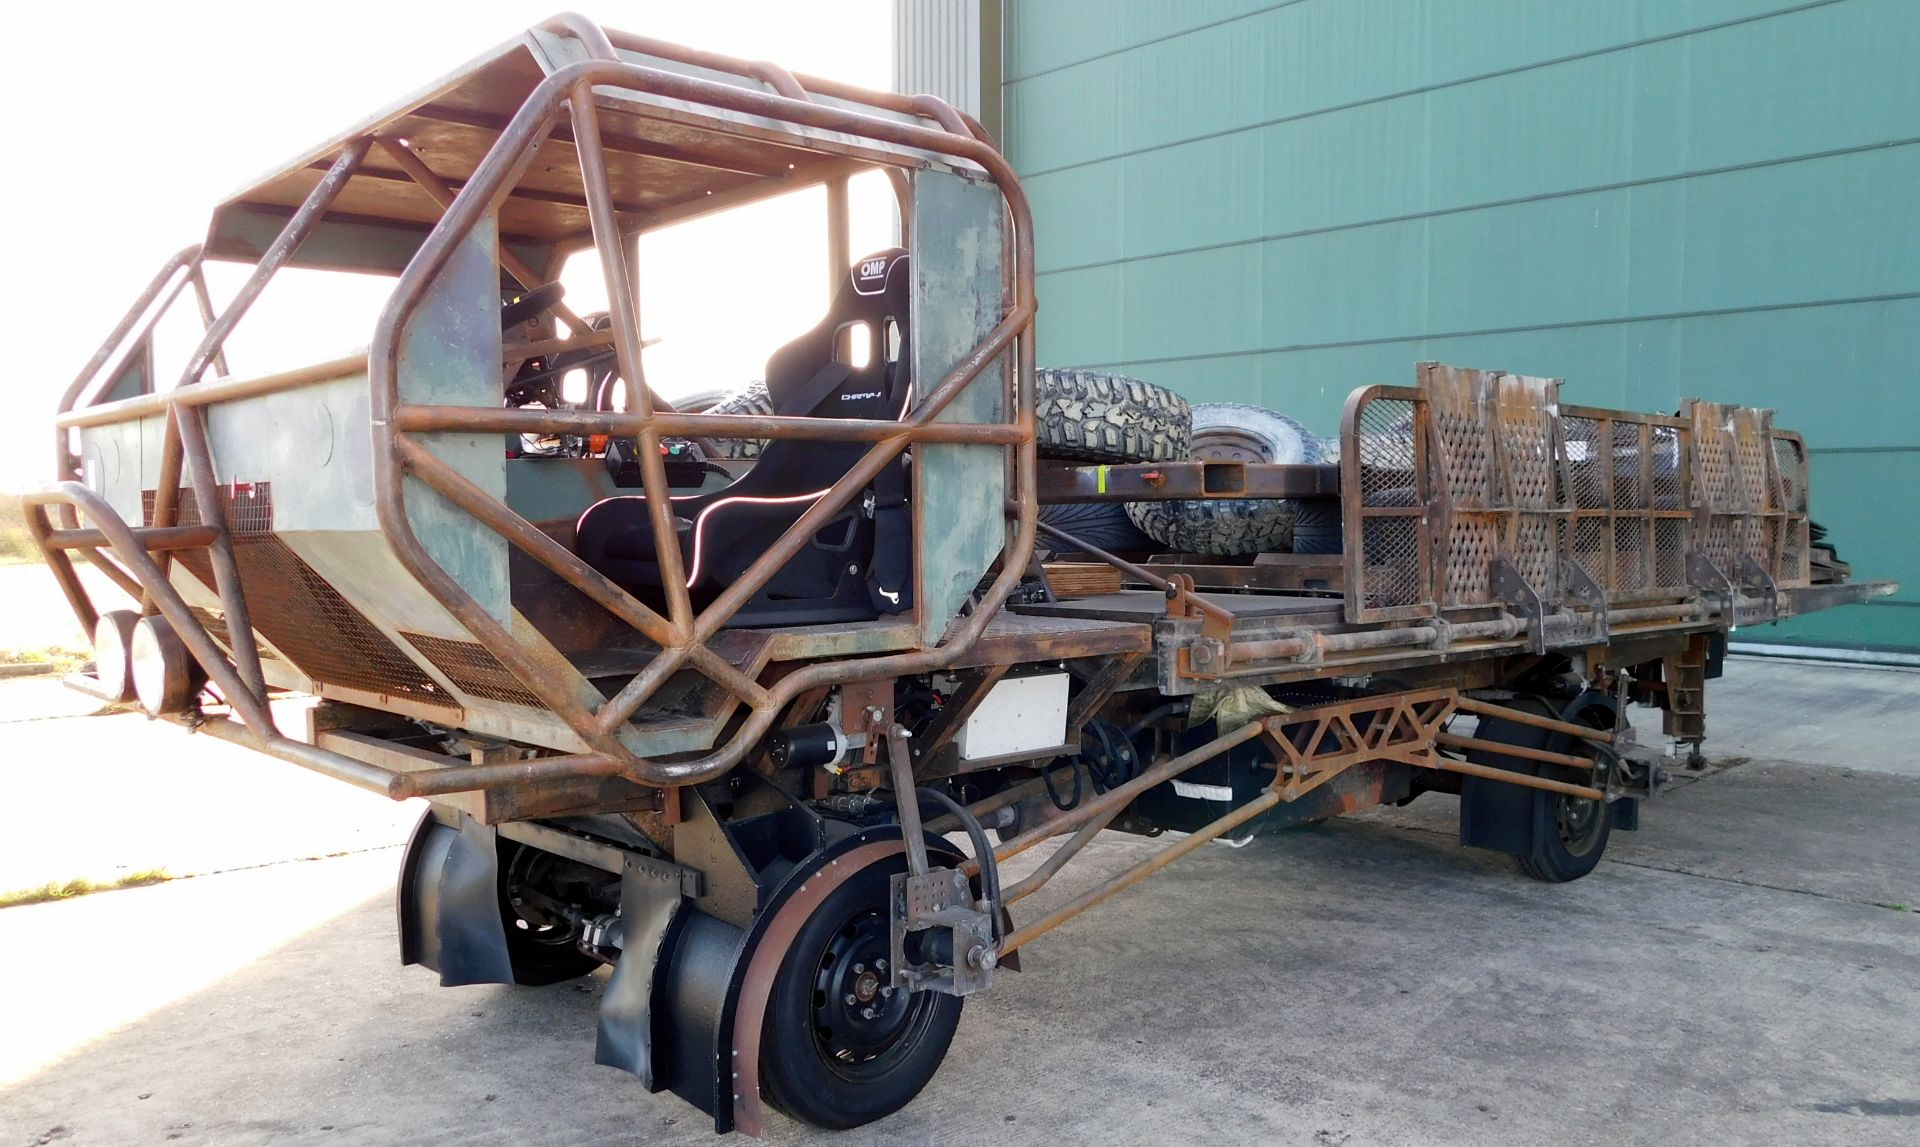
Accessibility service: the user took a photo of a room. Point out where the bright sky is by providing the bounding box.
[0,0,895,491]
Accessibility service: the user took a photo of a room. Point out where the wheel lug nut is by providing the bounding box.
[852,963,864,974]
[880,986,893,998]
[875,959,887,971]
[860,1007,875,1019]
[843,993,857,1006]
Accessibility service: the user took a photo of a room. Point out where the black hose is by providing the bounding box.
[910,787,1003,944]
[1041,755,1082,809]
[1081,719,1137,792]
[1124,700,1189,737]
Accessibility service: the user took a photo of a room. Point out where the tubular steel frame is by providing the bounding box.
[42,21,1038,797]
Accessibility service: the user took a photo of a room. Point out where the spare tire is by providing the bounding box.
[700,380,773,459]
[1035,369,1190,463]
[1126,403,1324,557]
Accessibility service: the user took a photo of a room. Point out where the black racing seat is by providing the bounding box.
[576,249,915,627]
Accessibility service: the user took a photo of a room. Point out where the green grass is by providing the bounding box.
[1881,902,1912,913]
[0,493,38,565]
[0,868,173,909]
[0,645,88,674]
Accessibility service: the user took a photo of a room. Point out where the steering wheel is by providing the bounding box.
[501,281,566,329]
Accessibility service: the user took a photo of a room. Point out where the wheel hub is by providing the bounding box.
[811,910,918,1064]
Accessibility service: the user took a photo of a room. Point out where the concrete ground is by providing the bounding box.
[0,657,1916,1145]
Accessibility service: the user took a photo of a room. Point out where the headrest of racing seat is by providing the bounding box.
[764,247,911,420]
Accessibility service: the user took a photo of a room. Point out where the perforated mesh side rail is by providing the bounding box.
[1688,401,1806,590]
[1771,431,1812,587]
[1420,363,1567,611]
[1341,374,1719,628]
[1341,385,1433,622]
[1560,404,1694,602]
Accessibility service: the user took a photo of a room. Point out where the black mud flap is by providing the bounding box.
[1459,693,1617,856]
[396,807,514,987]
[594,856,693,1091]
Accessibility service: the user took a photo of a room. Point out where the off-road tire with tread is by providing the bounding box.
[1124,402,1322,556]
[1035,369,1190,463]
[701,380,774,459]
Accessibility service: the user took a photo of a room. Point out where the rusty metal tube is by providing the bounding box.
[376,136,589,335]
[922,771,1055,836]
[386,753,625,799]
[569,86,695,634]
[57,355,372,429]
[1000,788,1284,956]
[57,245,199,425]
[391,403,1026,444]
[1452,695,1616,745]
[192,716,398,795]
[966,720,1268,875]
[40,525,219,552]
[1000,800,1121,904]
[1424,757,1605,801]
[177,139,370,389]
[394,439,768,706]
[175,406,269,703]
[1435,732,1596,770]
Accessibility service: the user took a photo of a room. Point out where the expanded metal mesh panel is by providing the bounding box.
[1360,517,1423,610]
[1345,393,1428,616]
[1444,516,1497,603]
[1773,436,1809,512]
[1690,404,1808,591]
[1433,408,1493,504]
[143,484,456,710]
[1336,369,1800,630]
[187,606,277,662]
[400,633,547,709]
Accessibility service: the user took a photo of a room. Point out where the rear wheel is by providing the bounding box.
[759,854,962,1129]
[1469,694,1615,883]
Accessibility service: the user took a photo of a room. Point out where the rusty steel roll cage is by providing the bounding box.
[39,18,1038,796]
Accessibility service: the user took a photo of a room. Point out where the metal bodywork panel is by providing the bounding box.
[911,169,1010,644]
[397,213,510,626]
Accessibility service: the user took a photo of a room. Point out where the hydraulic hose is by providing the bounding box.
[912,786,1004,944]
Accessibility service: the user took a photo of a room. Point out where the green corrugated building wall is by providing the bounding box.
[901,0,1919,652]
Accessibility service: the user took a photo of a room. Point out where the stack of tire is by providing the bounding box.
[1033,370,1337,558]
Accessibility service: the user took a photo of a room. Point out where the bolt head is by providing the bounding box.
[843,993,857,1006]
[860,1006,876,1020]
[852,962,864,974]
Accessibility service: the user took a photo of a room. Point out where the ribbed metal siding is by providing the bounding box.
[998,0,1920,651]
[894,0,982,113]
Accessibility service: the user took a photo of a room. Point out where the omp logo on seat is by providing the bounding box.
[859,257,888,280]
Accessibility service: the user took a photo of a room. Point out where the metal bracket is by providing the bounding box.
[1686,549,1737,614]
[889,867,996,997]
[1557,559,1610,645]
[1734,552,1779,623]
[1490,557,1548,654]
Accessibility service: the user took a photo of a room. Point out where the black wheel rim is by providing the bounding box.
[1555,792,1605,856]
[806,905,939,1081]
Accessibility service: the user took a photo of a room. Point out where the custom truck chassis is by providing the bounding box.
[33,16,1892,1133]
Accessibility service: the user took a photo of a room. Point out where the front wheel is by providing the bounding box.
[759,854,963,1129]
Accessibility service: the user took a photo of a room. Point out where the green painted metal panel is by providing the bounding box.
[1005,0,1920,647]
[912,170,1010,645]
